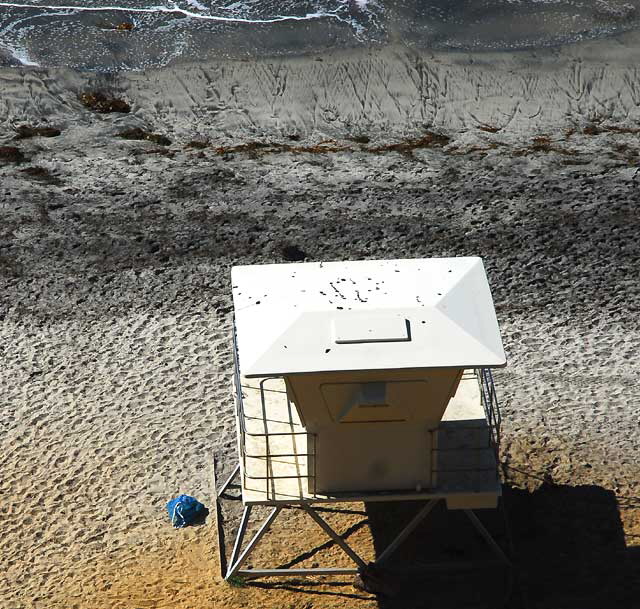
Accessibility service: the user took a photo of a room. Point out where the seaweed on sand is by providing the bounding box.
[575,123,640,136]
[513,135,577,157]
[211,132,449,158]
[213,141,275,155]
[21,166,63,185]
[348,134,371,144]
[185,140,209,149]
[477,124,501,133]
[0,146,25,163]
[14,125,61,139]
[132,147,175,158]
[96,20,135,30]
[366,131,450,154]
[79,92,130,113]
[212,140,349,156]
[117,127,171,146]
[530,136,553,152]
[583,124,601,136]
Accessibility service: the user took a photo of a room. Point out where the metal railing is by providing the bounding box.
[232,321,317,498]
[475,367,502,458]
[232,323,501,497]
[429,369,502,486]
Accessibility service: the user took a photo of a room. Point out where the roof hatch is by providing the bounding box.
[332,315,410,344]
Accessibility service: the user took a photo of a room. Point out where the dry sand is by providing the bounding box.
[1,34,640,609]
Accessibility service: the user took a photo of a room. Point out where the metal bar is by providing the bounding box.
[284,394,305,499]
[375,499,439,565]
[241,387,288,394]
[384,559,506,573]
[434,468,497,472]
[211,458,228,578]
[260,378,274,499]
[464,509,511,566]
[476,367,502,457]
[430,428,437,487]
[226,507,281,579]
[245,474,313,480]
[244,413,301,421]
[231,324,248,492]
[433,447,496,452]
[228,505,253,570]
[433,425,489,431]
[244,431,311,437]
[218,464,241,497]
[237,567,359,578]
[245,452,315,458]
[302,505,368,569]
[312,433,317,496]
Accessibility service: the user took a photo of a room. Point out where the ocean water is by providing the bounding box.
[0,0,639,70]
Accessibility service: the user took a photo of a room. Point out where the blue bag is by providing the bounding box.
[166,494,207,528]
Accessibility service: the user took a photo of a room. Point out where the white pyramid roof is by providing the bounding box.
[231,257,506,378]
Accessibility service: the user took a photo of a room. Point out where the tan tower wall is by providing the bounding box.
[284,368,463,494]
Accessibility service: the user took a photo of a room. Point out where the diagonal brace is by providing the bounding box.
[464,509,512,566]
[302,505,368,569]
[375,499,439,565]
[218,464,241,497]
[226,506,281,579]
[228,505,252,569]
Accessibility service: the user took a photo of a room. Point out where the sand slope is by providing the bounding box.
[3,35,640,139]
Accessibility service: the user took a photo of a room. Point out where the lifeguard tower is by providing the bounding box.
[214,257,510,582]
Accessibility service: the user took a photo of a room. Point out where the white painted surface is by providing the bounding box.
[232,257,506,377]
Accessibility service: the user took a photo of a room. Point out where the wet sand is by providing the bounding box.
[1,34,640,609]
[2,0,640,70]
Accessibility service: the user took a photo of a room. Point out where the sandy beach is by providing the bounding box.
[1,27,640,609]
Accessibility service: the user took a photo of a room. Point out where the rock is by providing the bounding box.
[353,564,395,597]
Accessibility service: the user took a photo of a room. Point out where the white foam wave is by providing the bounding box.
[0,0,385,67]
[1,41,39,65]
[0,1,334,24]
[184,0,208,11]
